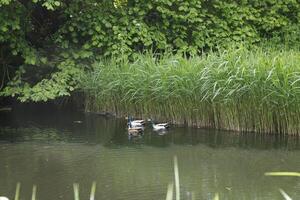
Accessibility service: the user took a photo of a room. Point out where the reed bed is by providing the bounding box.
[81,46,300,135]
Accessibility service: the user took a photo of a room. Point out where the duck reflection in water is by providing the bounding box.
[128,132,143,140]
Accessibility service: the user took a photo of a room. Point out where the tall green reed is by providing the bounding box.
[82,46,300,135]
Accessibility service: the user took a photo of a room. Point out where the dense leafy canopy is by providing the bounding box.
[0,0,299,101]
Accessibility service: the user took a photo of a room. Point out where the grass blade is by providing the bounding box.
[213,193,219,200]
[73,183,80,200]
[191,192,196,200]
[174,156,180,200]
[14,183,20,200]
[89,181,96,200]
[31,185,37,200]
[279,189,292,200]
[265,172,300,177]
[165,183,174,200]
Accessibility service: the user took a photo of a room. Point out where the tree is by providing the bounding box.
[0,0,299,102]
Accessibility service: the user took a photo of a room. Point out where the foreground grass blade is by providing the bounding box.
[89,181,96,200]
[73,183,80,200]
[279,189,292,200]
[165,183,174,200]
[31,185,37,200]
[174,156,180,200]
[213,193,219,200]
[191,192,195,200]
[265,172,300,177]
[14,183,20,200]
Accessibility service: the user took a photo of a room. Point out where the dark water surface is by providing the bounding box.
[0,109,299,200]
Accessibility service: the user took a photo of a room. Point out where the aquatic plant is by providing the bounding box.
[82,46,300,135]
[73,182,97,200]
[165,156,220,200]
[265,172,300,177]
[14,183,20,200]
[165,183,174,200]
[279,189,293,200]
[3,166,299,199]
[265,172,300,200]
[3,182,96,200]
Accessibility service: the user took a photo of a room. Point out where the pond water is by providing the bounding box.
[0,108,299,200]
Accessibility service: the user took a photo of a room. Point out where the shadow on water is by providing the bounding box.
[0,108,299,150]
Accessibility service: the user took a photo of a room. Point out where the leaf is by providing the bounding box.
[95,26,101,32]
[54,1,60,6]
[1,26,8,32]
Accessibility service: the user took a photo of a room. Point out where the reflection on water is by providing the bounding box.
[0,109,299,200]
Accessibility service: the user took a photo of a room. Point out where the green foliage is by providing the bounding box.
[41,0,62,10]
[0,0,76,101]
[0,0,299,102]
[82,47,300,134]
[0,0,11,6]
[57,0,300,56]
[1,56,85,102]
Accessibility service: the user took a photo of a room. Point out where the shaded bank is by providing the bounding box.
[82,47,300,135]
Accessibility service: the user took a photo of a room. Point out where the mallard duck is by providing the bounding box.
[127,116,145,127]
[127,123,144,136]
[151,120,169,131]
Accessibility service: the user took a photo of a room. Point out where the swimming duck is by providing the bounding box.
[151,120,169,131]
[127,116,145,127]
[127,123,144,136]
